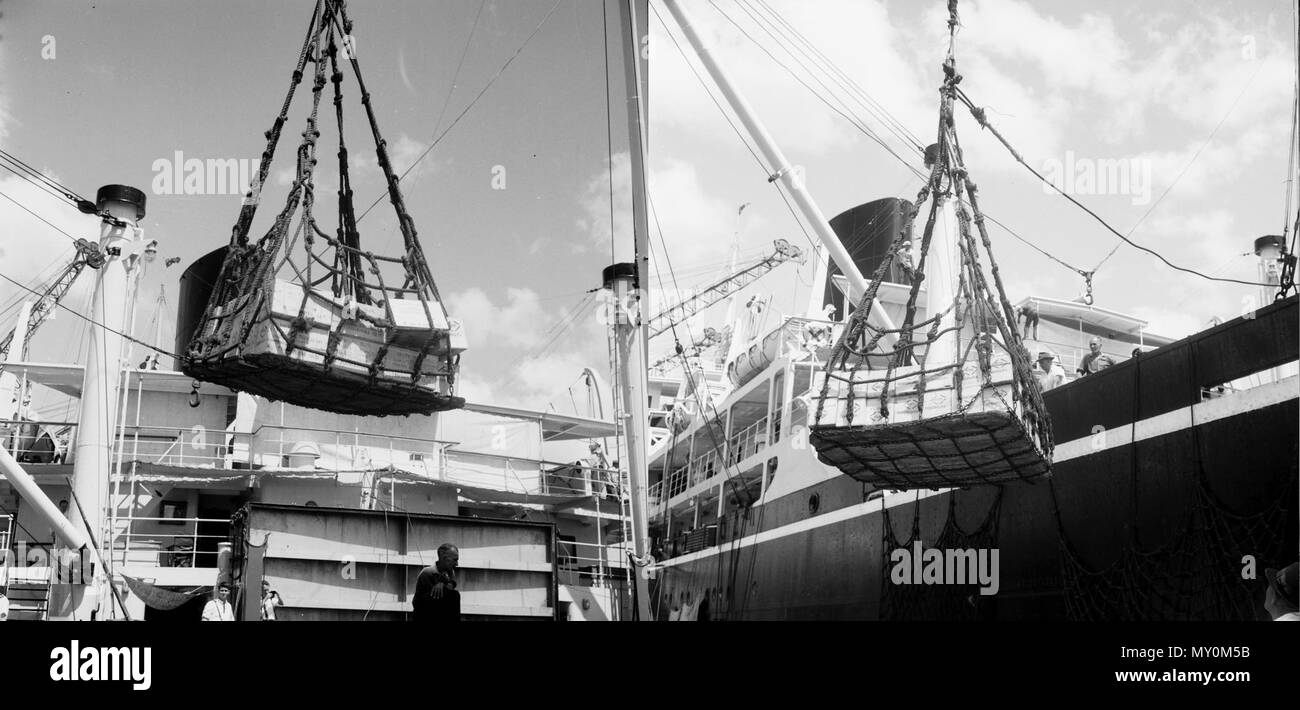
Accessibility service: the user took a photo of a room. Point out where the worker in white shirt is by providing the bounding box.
[1032,350,1067,391]
[201,581,235,621]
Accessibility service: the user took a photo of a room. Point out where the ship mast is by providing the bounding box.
[68,185,148,620]
[606,0,654,621]
[660,0,900,349]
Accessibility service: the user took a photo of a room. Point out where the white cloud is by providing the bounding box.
[445,286,550,350]
[456,307,612,418]
[351,133,437,186]
[577,150,761,270]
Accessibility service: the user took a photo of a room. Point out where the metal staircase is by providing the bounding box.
[5,577,52,620]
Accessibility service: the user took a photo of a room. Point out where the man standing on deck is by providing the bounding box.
[201,582,235,621]
[585,442,614,497]
[412,543,460,621]
[1077,336,1117,377]
[1017,302,1040,340]
[261,579,284,620]
[1032,351,1067,391]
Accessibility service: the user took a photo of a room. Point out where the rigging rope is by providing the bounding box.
[809,0,1051,490]
[0,148,99,217]
[0,268,176,359]
[682,0,1088,290]
[0,188,82,244]
[183,0,461,416]
[955,88,1276,289]
[645,189,771,618]
[710,0,924,178]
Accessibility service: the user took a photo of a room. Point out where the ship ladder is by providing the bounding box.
[182,0,465,416]
[5,569,53,621]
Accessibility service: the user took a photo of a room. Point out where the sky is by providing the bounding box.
[1,0,1297,425]
[644,0,1297,347]
[0,0,634,421]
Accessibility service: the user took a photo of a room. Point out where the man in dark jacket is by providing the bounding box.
[412,543,460,621]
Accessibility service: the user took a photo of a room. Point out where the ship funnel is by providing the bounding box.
[821,198,914,318]
[1254,235,1284,260]
[95,184,146,223]
[175,247,228,369]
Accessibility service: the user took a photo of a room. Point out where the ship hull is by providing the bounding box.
[649,298,1299,621]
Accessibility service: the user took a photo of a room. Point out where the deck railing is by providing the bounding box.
[727,416,768,465]
[557,539,634,590]
[108,516,231,569]
[652,416,771,507]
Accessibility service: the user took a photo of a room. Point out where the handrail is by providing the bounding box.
[453,447,621,475]
[110,516,231,569]
[249,423,460,449]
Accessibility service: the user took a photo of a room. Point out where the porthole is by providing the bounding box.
[808,492,820,515]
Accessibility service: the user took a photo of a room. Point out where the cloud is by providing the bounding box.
[455,306,611,418]
[578,150,761,270]
[947,0,1293,171]
[445,286,550,350]
[350,133,437,186]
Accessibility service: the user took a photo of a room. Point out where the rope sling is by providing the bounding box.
[183,0,465,417]
[808,0,1051,489]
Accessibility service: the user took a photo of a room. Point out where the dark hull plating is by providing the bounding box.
[649,297,1299,620]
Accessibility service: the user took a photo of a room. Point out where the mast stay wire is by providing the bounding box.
[955,83,1275,289]
[646,190,768,618]
[0,157,80,208]
[713,0,925,173]
[651,1,820,260]
[0,268,177,360]
[0,247,76,321]
[0,148,97,214]
[694,0,1283,296]
[0,148,135,228]
[354,0,565,225]
[1091,60,1268,273]
[691,0,1091,287]
[751,0,926,150]
[0,188,83,245]
[1286,0,1300,267]
[734,1,1071,287]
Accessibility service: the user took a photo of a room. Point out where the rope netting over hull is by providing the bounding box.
[1056,461,1297,621]
[809,0,1050,488]
[880,490,1003,621]
[183,0,465,417]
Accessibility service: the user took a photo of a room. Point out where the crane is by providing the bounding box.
[0,238,104,367]
[648,238,804,339]
[649,327,721,371]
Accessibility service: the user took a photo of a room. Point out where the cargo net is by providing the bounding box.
[809,12,1051,490]
[1057,471,1296,621]
[183,0,464,417]
[880,491,1003,621]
